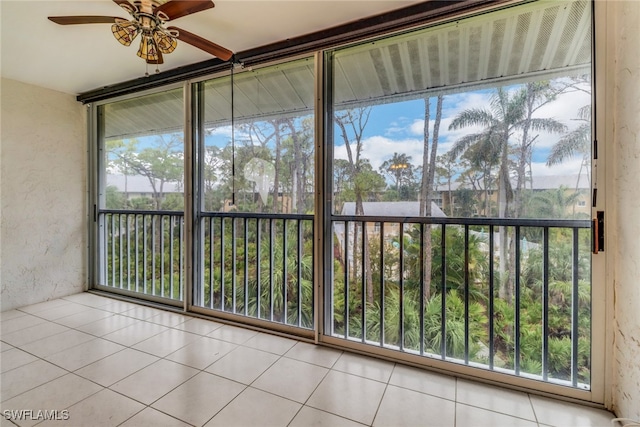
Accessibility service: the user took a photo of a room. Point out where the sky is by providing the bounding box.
[115,76,592,191]
[333,83,591,181]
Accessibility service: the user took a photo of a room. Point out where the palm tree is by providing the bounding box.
[420,94,444,301]
[527,186,586,219]
[448,85,566,302]
[547,104,591,192]
[380,152,414,194]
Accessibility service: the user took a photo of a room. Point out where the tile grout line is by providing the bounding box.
[368,363,397,427]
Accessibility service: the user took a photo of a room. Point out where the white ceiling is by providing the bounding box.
[0,0,423,95]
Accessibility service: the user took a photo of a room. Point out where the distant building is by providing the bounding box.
[106,174,182,200]
[436,174,590,217]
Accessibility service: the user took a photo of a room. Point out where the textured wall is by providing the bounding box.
[1,78,86,311]
[611,1,640,421]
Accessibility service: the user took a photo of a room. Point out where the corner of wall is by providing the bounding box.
[606,0,640,421]
[0,78,87,311]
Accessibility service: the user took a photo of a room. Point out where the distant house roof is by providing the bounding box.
[341,201,446,218]
[106,174,182,194]
[436,174,590,192]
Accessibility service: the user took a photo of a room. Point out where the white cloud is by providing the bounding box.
[207,125,234,137]
[530,156,586,177]
[334,135,424,172]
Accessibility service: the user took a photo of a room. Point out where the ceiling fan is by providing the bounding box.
[48,0,233,65]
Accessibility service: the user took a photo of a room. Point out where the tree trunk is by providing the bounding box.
[420,95,444,302]
[498,130,513,303]
[272,122,282,213]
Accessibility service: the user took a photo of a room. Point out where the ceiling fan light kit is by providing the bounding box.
[49,0,233,69]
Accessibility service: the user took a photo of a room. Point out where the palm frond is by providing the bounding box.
[527,118,568,134]
[546,124,590,166]
[448,108,495,130]
[448,132,491,159]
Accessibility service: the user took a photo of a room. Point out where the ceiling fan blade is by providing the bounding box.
[167,26,232,61]
[112,0,133,8]
[48,16,119,25]
[112,0,137,13]
[155,1,214,21]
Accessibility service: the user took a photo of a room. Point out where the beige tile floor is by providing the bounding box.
[0,292,617,427]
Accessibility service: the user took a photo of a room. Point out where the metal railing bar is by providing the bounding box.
[332,215,590,229]
[179,216,183,301]
[361,221,366,343]
[283,219,289,324]
[209,218,214,309]
[111,214,115,288]
[220,217,225,312]
[105,214,109,287]
[464,224,470,364]
[399,222,405,352]
[232,217,237,314]
[160,216,165,298]
[143,215,148,294]
[244,218,249,317]
[489,224,495,369]
[201,211,313,220]
[297,219,303,327]
[380,221,385,347]
[170,216,174,300]
[99,209,184,216]
[515,226,521,375]
[151,215,156,296]
[126,214,131,291]
[269,218,275,322]
[543,226,550,381]
[440,224,447,359]
[419,223,425,356]
[135,215,140,293]
[344,220,350,339]
[119,214,124,290]
[571,227,580,387]
[257,218,262,319]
